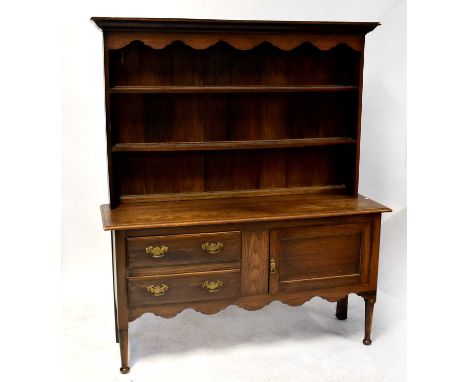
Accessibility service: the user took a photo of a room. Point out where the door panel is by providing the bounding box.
[269,221,371,293]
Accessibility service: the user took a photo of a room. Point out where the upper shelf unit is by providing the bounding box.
[108,41,362,87]
[92,18,379,206]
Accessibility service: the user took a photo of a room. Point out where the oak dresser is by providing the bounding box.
[91,17,391,373]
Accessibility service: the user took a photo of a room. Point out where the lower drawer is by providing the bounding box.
[128,269,241,307]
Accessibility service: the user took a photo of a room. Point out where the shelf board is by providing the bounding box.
[100,193,392,231]
[120,185,347,203]
[112,137,357,153]
[109,85,358,94]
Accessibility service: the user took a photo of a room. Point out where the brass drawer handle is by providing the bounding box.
[201,241,224,255]
[202,280,223,293]
[270,258,276,274]
[146,245,168,258]
[146,284,169,296]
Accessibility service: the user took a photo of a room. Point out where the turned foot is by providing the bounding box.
[362,293,376,345]
[120,366,130,374]
[119,329,129,373]
[335,296,348,320]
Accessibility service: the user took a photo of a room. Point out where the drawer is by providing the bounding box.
[126,231,241,269]
[128,269,241,306]
[269,221,372,293]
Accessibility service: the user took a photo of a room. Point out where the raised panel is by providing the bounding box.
[280,232,361,280]
[270,221,372,293]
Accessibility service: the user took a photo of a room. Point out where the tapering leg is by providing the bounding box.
[111,233,119,344]
[119,329,130,374]
[114,301,119,343]
[363,295,376,345]
[335,296,348,320]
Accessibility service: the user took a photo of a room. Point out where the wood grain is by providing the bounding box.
[119,185,346,203]
[127,231,241,269]
[128,286,375,321]
[241,231,269,296]
[112,137,357,152]
[109,85,359,93]
[128,269,241,306]
[100,193,391,231]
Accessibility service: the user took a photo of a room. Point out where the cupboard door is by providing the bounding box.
[269,222,372,294]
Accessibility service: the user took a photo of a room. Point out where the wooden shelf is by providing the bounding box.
[120,185,347,203]
[112,137,357,153]
[109,85,358,94]
[100,193,391,231]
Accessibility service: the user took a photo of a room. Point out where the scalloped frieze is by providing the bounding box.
[128,290,373,321]
[106,31,362,52]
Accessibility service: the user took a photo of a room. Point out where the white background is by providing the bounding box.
[60,1,406,381]
[8,0,468,381]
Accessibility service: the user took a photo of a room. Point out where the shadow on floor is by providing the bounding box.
[129,294,376,363]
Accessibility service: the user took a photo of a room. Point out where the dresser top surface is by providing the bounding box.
[100,194,391,231]
[91,17,379,34]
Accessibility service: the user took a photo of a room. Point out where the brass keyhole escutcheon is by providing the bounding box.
[270,258,276,274]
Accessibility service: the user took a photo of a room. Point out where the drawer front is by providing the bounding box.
[127,231,241,269]
[128,269,241,306]
[270,221,372,293]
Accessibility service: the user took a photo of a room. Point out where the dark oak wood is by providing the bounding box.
[127,231,241,269]
[112,137,357,152]
[128,286,373,321]
[270,222,371,293]
[241,231,269,296]
[118,329,129,373]
[110,93,357,143]
[119,185,347,203]
[110,232,119,343]
[101,193,390,231]
[128,269,241,306]
[361,292,377,345]
[110,85,359,93]
[92,17,389,373]
[91,17,380,34]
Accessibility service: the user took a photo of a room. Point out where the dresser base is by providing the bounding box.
[102,194,389,373]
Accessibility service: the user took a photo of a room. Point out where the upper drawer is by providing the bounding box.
[126,231,241,269]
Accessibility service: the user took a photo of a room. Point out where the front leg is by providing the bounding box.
[119,329,130,373]
[361,292,376,345]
